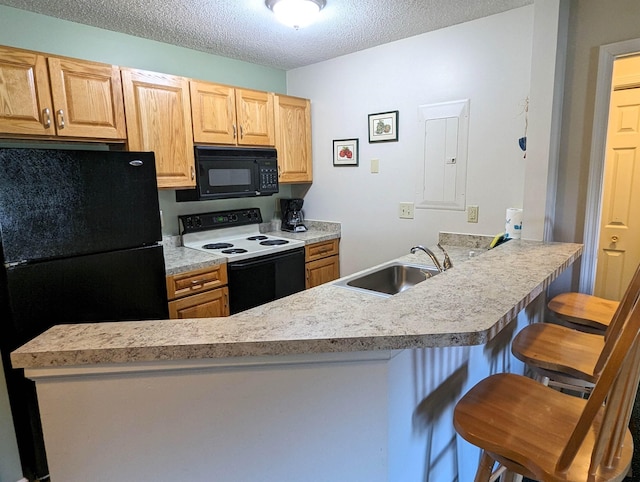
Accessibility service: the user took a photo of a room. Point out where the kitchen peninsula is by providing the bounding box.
[12,238,582,481]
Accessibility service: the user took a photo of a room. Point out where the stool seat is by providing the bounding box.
[454,295,640,482]
[453,373,633,482]
[512,263,640,394]
[548,292,619,332]
[511,322,603,385]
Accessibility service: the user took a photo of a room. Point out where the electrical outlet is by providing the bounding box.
[467,205,479,223]
[399,202,414,219]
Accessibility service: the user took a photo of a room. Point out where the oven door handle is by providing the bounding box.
[228,249,302,269]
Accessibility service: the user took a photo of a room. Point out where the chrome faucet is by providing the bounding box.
[437,243,453,270]
[410,245,444,272]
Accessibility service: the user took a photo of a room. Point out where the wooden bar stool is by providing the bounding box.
[453,295,640,482]
[548,292,619,334]
[511,263,640,393]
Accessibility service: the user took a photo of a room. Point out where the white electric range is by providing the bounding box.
[179,208,306,314]
[180,208,304,262]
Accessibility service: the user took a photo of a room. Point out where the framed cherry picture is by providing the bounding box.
[333,138,359,166]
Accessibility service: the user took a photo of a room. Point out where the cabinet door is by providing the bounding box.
[168,287,229,318]
[122,68,195,189]
[306,255,340,289]
[275,95,312,183]
[0,46,54,136]
[190,80,237,144]
[235,88,274,146]
[48,57,126,139]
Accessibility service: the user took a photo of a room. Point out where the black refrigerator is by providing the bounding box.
[0,148,169,481]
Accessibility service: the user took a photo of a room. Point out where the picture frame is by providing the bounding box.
[333,138,359,166]
[368,110,399,143]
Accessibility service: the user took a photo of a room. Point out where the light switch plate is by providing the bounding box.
[467,205,479,223]
[371,158,379,173]
[399,202,414,219]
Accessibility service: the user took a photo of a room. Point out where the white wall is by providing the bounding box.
[287,7,535,276]
[553,0,640,294]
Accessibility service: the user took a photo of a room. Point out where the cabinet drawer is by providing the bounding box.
[305,239,339,262]
[166,264,228,300]
[168,287,229,318]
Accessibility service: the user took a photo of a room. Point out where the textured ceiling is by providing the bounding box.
[0,0,533,70]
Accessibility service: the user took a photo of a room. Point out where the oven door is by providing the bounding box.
[227,248,305,314]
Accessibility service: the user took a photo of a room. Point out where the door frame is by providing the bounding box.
[580,38,640,293]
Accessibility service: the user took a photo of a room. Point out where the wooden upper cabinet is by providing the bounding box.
[47,57,126,139]
[190,80,274,146]
[235,88,274,146]
[0,46,54,136]
[0,46,126,139]
[122,68,195,189]
[190,81,237,144]
[275,94,312,183]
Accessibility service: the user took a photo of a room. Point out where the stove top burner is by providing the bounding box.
[203,242,234,249]
[260,239,289,246]
[180,208,305,262]
[222,248,248,254]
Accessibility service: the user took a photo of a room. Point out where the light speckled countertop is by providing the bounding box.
[11,238,582,369]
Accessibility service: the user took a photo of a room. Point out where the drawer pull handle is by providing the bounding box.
[190,279,205,287]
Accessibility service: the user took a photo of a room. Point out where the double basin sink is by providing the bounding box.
[334,261,441,298]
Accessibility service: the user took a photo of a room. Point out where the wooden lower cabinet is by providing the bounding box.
[166,264,229,318]
[305,239,340,289]
[168,288,229,319]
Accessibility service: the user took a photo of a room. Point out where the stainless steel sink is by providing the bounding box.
[334,262,440,297]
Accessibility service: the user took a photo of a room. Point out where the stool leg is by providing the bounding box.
[475,451,495,482]
[500,471,523,482]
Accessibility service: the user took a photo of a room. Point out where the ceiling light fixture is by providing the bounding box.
[265,0,326,30]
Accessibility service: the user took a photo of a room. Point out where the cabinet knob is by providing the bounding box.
[57,109,65,129]
[43,108,51,128]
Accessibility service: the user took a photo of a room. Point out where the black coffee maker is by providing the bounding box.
[280,198,307,232]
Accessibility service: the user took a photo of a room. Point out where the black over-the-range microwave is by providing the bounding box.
[175,146,279,202]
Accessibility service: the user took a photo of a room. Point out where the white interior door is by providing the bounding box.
[595,83,640,299]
